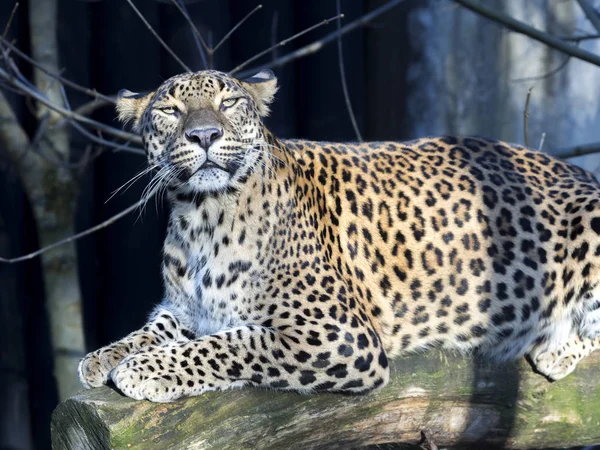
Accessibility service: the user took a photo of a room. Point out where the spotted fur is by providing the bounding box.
[78,70,600,402]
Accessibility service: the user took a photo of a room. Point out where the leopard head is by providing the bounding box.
[116,69,278,193]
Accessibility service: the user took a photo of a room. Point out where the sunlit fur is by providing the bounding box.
[77,70,600,402]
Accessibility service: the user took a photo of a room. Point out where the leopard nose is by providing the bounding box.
[185,127,223,150]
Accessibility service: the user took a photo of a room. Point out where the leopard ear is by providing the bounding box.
[116,89,153,131]
[239,70,278,117]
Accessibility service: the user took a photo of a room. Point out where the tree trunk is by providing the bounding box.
[27,0,86,400]
[0,0,86,401]
[51,351,600,449]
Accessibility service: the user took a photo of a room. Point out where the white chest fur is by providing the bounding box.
[168,195,261,336]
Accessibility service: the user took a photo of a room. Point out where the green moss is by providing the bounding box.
[54,352,600,449]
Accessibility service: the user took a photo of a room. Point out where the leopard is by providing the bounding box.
[78,69,600,402]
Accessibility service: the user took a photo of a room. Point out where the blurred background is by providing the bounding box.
[1,0,600,448]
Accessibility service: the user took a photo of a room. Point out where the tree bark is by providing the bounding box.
[27,0,85,401]
[51,351,600,449]
[0,0,86,400]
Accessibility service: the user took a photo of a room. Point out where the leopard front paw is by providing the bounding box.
[111,348,188,402]
[78,346,129,388]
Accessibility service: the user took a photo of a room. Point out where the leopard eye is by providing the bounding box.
[221,97,239,110]
[158,106,180,116]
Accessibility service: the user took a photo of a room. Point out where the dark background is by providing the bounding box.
[1,0,600,449]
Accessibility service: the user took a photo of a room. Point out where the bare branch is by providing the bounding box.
[236,0,408,79]
[56,84,142,156]
[336,1,362,142]
[30,135,94,170]
[214,4,262,53]
[54,97,113,130]
[2,2,19,38]
[229,14,345,76]
[72,97,112,117]
[1,43,42,93]
[555,142,600,159]
[68,119,144,155]
[0,196,149,263]
[512,53,572,83]
[126,0,191,73]
[0,35,114,103]
[576,0,600,34]
[523,87,532,147]
[452,0,600,69]
[538,132,546,151]
[170,0,210,57]
[271,11,279,62]
[174,0,207,69]
[30,111,50,152]
[562,33,600,42]
[0,65,142,144]
[207,30,213,69]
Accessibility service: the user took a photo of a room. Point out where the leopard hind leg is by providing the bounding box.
[530,334,600,380]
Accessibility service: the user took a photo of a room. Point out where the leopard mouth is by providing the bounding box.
[171,158,240,185]
[199,160,220,170]
[174,161,227,183]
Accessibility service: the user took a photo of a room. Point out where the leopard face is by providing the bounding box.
[116,70,277,193]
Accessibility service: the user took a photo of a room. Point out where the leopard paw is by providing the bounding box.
[111,348,187,402]
[78,346,129,388]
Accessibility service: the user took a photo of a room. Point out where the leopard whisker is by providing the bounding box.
[106,163,161,204]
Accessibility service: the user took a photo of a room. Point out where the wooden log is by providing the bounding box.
[51,351,600,449]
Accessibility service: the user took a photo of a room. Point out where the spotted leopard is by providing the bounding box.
[78,69,600,402]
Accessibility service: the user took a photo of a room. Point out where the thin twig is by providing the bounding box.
[2,2,19,38]
[538,132,546,151]
[170,0,210,53]
[172,0,208,69]
[452,0,600,69]
[271,11,279,63]
[236,0,408,79]
[54,97,113,130]
[562,33,600,42]
[0,196,150,263]
[230,14,344,75]
[0,35,114,103]
[512,53,571,83]
[577,0,600,34]
[33,135,94,170]
[213,4,263,53]
[59,85,142,155]
[523,87,532,147]
[126,0,191,72]
[68,119,144,155]
[555,142,600,159]
[207,30,213,69]
[0,65,142,143]
[336,1,361,142]
[29,111,50,153]
[1,44,39,92]
[71,97,113,117]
